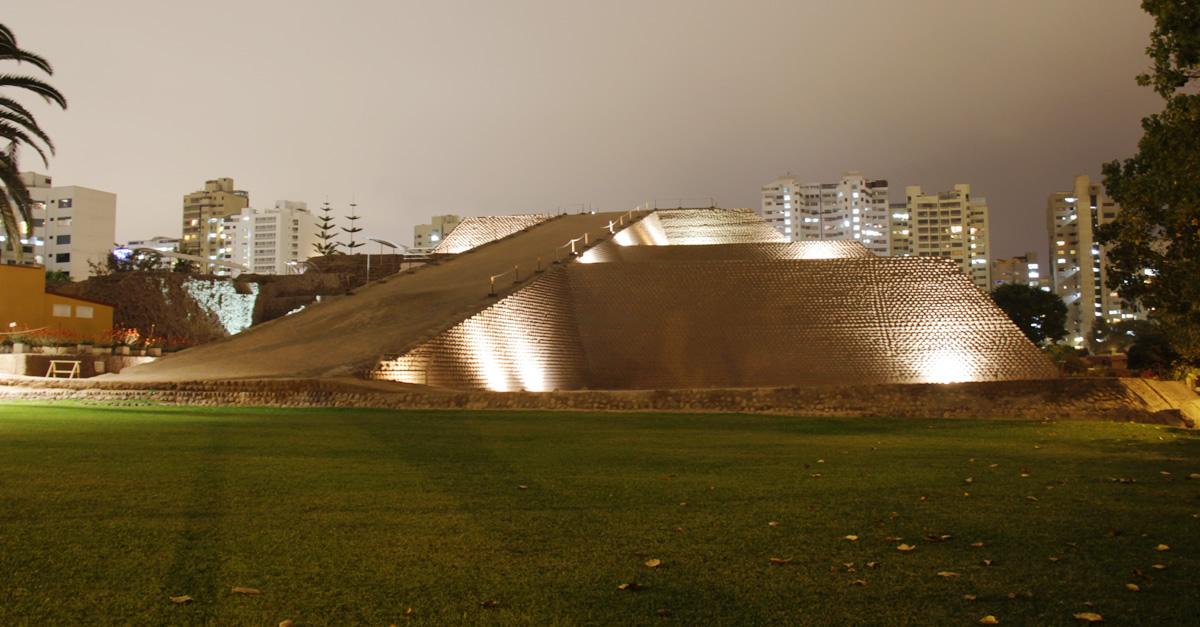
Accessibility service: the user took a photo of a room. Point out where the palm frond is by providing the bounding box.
[0,23,53,74]
[0,191,25,262]
[0,152,36,262]
[0,121,49,165]
[0,110,54,154]
[0,96,37,121]
[0,74,66,109]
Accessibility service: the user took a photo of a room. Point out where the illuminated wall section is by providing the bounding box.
[370,268,586,391]
[566,256,1057,389]
[652,208,788,245]
[433,214,552,254]
[583,241,876,264]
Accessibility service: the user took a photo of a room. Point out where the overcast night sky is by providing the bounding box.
[7,1,1159,258]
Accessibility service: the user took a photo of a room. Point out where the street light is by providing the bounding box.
[365,237,407,283]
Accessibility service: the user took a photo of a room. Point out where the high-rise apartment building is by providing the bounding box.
[898,184,991,291]
[991,252,1048,291]
[413,214,462,249]
[1046,175,1141,346]
[888,201,911,257]
[181,177,249,269]
[0,172,117,279]
[226,201,318,276]
[760,172,890,256]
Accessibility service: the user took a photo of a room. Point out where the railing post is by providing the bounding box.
[513,264,519,283]
[584,232,590,245]
[489,275,496,297]
[536,256,543,273]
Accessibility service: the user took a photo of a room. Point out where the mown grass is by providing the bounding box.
[0,403,1196,625]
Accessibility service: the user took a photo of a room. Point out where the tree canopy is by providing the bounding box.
[991,283,1067,346]
[1098,0,1200,365]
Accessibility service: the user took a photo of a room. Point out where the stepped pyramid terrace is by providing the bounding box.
[113,207,1057,389]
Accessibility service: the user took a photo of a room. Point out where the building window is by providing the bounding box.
[56,234,71,245]
[55,253,70,263]
[58,198,73,208]
[75,305,94,319]
[52,303,71,318]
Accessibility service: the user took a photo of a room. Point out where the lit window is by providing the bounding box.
[52,304,71,318]
[75,305,94,319]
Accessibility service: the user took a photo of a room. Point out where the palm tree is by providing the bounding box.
[0,23,66,262]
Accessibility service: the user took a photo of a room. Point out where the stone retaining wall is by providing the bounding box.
[0,377,1188,427]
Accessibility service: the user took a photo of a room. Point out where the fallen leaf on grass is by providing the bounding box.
[279,621,294,627]
[1155,544,1170,552]
[1049,556,1060,562]
[866,561,879,569]
[883,535,902,542]
[480,599,500,608]
[404,607,415,618]
[964,477,974,484]
[1026,496,1039,502]
[963,594,977,601]
[1073,612,1104,622]
[896,544,916,552]
[980,616,999,625]
[170,595,193,605]
[769,557,792,565]
[937,571,960,578]
[982,559,994,567]
[644,558,662,568]
[617,582,643,591]
[656,608,672,618]
[849,579,868,587]
[768,521,781,527]
[970,541,985,548]
[1151,564,1168,570]
[231,587,261,596]
[1188,473,1200,480]
[844,535,859,542]
[925,533,952,543]
[518,485,528,490]
[1125,583,1140,592]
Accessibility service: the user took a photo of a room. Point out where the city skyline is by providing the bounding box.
[7,1,1159,258]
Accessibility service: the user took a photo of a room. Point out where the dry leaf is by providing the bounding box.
[1049,556,1060,562]
[1125,583,1139,592]
[896,544,916,552]
[849,579,868,587]
[644,558,662,568]
[883,535,902,542]
[937,571,961,578]
[404,607,415,618]
[1188,473,1200,480]
[1026,496,1039,502]
[518,485,528,490]
[617,582,643,591]
[1073,612,1104,623]
[970,541,985,548]
[231,587,261,596]
[170,595,193,605]
[1155,544,1170,552]
[656,608,673,618]
[279,621,294,627]
[1151,564,1168,570]
[866,561,879,569]
[963,594,977,601]
[810,473,823,479]
[980,616,999,625]
[679,502,688,507]
[480,599,500,608]
[768,521,781,527]
[965,477,974,484]
[844,535,859,542]
[982,559,994,566]
[769,557,792,565]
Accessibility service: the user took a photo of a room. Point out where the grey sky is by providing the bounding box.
[7,0,1159,257]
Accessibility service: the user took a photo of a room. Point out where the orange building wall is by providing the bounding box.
[1,264,114,342]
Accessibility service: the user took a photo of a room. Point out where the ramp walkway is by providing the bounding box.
[114,211,631,381]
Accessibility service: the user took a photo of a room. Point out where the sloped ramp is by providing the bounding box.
[113,211,628,381]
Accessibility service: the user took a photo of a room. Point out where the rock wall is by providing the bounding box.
[0,377,1188,427]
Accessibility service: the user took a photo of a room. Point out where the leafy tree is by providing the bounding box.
[172,258,196,273]
[1098,1,1200,365]
[313,200,341,256]
[44,269,69,286]
[1088,318,1159,355]
[0,24,66,263]
[991,283,1067,345]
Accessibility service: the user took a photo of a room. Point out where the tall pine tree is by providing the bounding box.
[313,200,341,256]
[342,200,364,253]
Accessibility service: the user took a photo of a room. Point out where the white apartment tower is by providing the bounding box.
[413,214,462,249]
[760,172,890,256]
[898,184,991,292]
[227,200,319,275]
[1046,175,1141,346]
[1,172,117,279]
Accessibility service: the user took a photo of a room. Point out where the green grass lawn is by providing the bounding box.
[0,404,1197,625]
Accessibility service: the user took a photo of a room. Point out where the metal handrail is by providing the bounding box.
[488,264,520,296]
[484,208,653,297]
